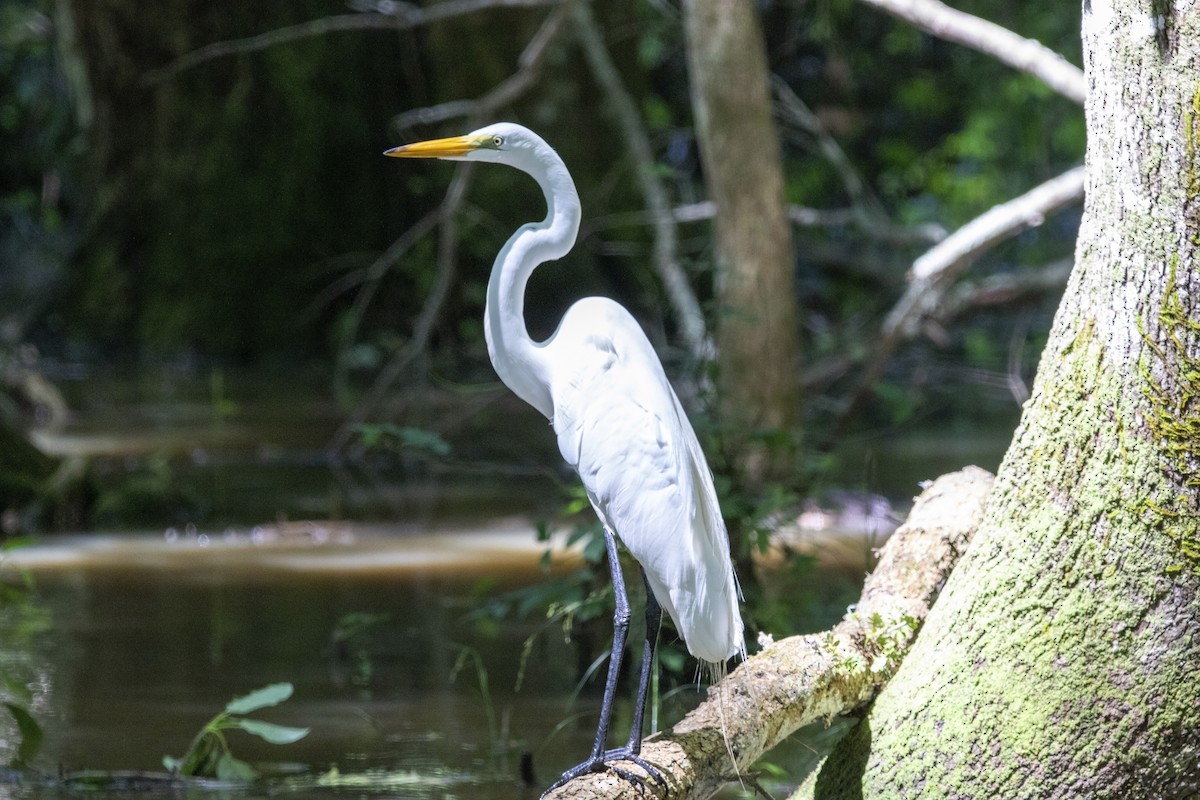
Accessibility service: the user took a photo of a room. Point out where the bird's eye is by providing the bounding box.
[491,135,504,148]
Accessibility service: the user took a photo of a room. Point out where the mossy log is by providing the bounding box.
[545,467,994,799]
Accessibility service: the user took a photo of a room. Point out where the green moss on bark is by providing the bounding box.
[803,308,1199,798]
[1139,256,1200,573]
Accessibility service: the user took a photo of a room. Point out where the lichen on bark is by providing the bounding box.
[794,2,1200,797]
[1138,256,1200,573]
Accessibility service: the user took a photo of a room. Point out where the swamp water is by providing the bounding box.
[2,527,852,799]
[1,367,1012,797]
[1,527,634,798]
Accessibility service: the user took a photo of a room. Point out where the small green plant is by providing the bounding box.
[355,423,451,458]
[1,539,49,771]
[163,683,309,781]
[448,645,498,751]
[3,702,41,770]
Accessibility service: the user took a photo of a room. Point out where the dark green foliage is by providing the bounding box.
[62,1,415,357]
[0,2,81,339]
[0,543,50,771]
[6,3,1083,428]
[3,703,42,770]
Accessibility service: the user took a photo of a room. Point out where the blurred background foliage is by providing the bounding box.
[0,0,1084,519]
[0,2,1086,780]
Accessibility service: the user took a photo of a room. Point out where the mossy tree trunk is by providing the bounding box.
[681,0,799,482]
[801,2,1200,797]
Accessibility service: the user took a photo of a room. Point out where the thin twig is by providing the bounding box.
[328,164,475,453]
[772,77,892,228]
[571,0,710,362]
[141,0,562,86]
[855,0,1085,105]
[391,0,573,131]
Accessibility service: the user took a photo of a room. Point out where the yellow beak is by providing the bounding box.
[383,134,476,159]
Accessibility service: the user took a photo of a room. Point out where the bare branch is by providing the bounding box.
[832,166,1084,435]
[142,0,562,86]
[772,78,949,245]
[587,201,943,246]
[856,0,1085,105]
[772,78,888,220]
[544,466,995,799]
[938,258,1073,322]
[392,1,573,131]
[571,1,710,362]
[909,166,1084,284]
[328,164,476,453]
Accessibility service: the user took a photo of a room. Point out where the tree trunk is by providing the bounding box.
[800,2,1200,797]
[682,0,799,481]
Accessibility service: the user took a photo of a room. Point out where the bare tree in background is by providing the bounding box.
[682,0,800,481]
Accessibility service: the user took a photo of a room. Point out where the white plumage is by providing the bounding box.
[548,296,743,665]
[386,122,744,790]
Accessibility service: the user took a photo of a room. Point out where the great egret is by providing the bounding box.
[385,123,744,793]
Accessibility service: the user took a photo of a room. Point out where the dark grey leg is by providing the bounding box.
[625,570,662,754]
[541,530,665,796]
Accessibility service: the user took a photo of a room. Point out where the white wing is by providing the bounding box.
[545,297,744,664]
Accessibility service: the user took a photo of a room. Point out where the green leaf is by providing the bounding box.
[233,718,309,745]
[215,752,258,781]
[177,731,222,776]
[396,426,451,456]
[162,755,181,773]
[4,702,43,768]
[224,682,293,715]
[354,422,386,447]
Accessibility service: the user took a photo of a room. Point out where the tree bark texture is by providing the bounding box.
[799,2,1200,797]
[682,0,799,478]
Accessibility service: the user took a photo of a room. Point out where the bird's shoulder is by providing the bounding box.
[545,298,688,476]
[544,297,668,394]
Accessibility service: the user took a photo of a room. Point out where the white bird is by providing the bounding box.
[385,122,744,793]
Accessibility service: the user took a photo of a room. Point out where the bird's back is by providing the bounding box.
[545,297,744,665]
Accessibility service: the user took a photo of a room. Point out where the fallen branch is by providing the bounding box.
[545,466,995,798]
[938,258,1073,323]
[855,0,1085,105]
[908,166,1084,285]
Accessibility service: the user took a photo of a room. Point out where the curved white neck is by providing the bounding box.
[483,151,581,420]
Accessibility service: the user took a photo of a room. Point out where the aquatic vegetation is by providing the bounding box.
[162,682,309,781]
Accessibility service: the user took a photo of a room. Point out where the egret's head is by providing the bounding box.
[383,122,545,166]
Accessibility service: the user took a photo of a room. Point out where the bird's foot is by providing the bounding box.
[541,747,665,797]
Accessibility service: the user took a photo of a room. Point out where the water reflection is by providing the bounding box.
[1,366,1004,796]
[4,532,597,798]
[2,529,862,798]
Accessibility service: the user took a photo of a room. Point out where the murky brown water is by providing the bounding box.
[2,529,601,797]
[3,526,864,799]
[1,366,1010,797]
